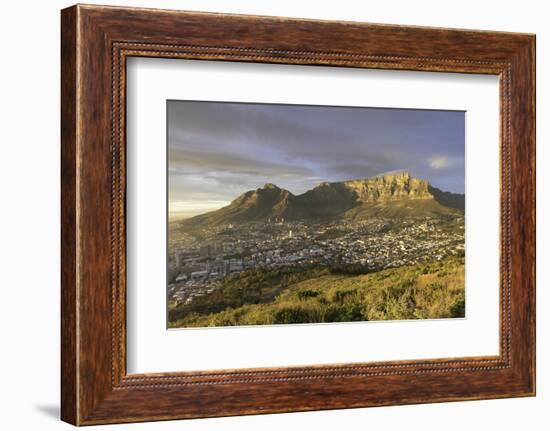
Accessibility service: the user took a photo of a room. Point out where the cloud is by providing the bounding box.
[167,101,466,210]
[429,156,452,170]
[169,147,311,178]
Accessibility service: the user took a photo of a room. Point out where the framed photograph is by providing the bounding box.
[61,4,535,425]
[165,101,467,330]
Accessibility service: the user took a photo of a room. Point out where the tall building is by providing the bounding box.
[200,244,212,258]
[175,252,183,268]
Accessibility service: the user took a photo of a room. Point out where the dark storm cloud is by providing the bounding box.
[169,147,311,178]
[168,100,465,215]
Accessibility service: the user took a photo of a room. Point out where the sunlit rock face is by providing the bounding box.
[340,171,432,203]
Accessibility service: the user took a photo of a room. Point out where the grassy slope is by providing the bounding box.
[169,256,465,328]
[341,198,462,221]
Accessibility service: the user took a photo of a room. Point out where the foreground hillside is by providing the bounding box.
[168,256,465,328]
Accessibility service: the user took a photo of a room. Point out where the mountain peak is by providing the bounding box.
[262,183,280,190]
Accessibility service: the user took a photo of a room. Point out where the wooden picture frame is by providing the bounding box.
[61,4,535,425]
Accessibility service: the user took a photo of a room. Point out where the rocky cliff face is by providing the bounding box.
[341,171,432,202]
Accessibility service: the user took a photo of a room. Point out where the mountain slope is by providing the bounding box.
[428,185,465,211]
[179,171,464,230]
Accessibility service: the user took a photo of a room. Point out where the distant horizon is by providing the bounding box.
[168,100,465,219]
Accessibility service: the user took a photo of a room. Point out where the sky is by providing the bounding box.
[168,100,465,219]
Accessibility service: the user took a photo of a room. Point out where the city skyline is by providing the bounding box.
[168,100,465,219]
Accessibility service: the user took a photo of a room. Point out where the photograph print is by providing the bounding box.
[167,101,466,329]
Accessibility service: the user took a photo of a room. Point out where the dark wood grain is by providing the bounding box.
[60,5,78,425]
[61,4,535,425]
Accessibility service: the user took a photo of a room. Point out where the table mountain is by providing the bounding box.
[179,171,464,229]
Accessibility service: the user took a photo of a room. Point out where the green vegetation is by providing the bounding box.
[168,256,465,328]
[340,198,460,222]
